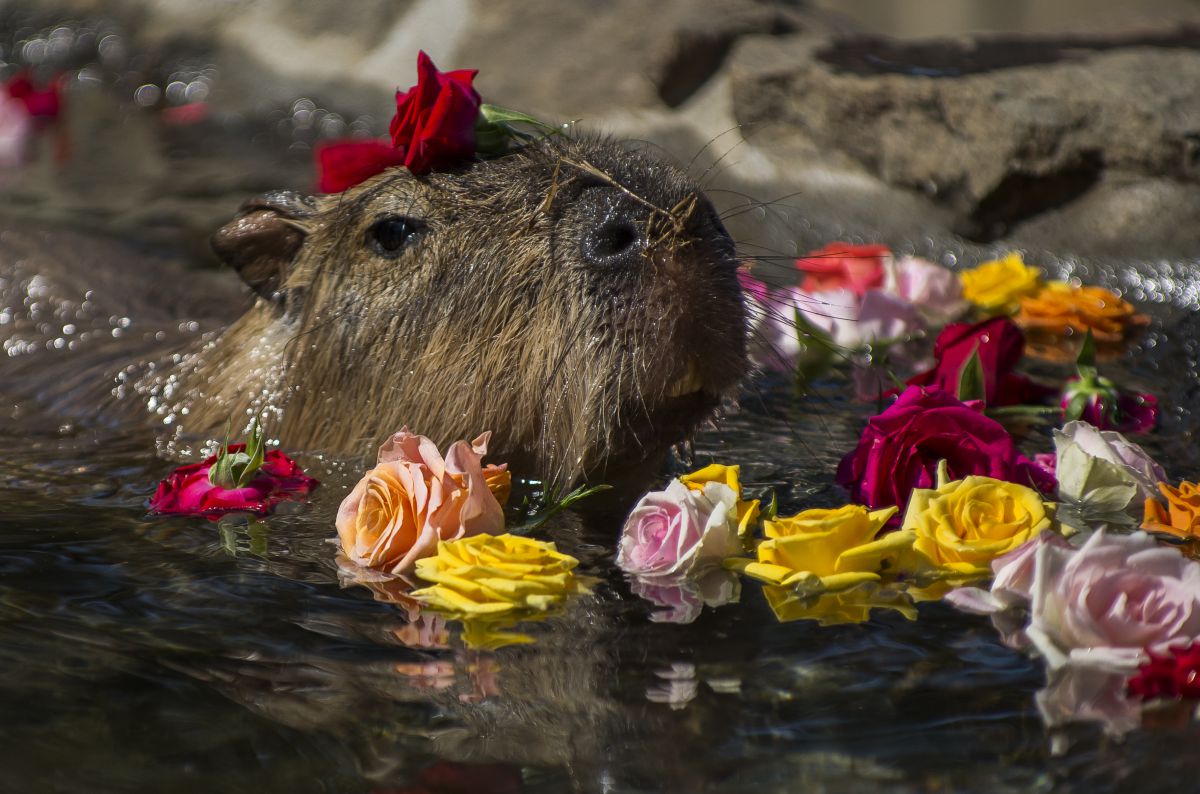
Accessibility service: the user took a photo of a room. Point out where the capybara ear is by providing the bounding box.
[211,191,316,302]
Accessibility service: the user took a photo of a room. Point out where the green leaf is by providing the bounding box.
[956,345,987,404]
[515,482,613,533]
[235,420,265,489]
[208,418,267,490]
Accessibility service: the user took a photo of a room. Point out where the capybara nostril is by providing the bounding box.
[581,217,642,267]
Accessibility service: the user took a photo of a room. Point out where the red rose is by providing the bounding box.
[795,242,890,296]
[389,50,480,175]
[149,444,319,519]
[836,386,1052,514]
[316,138,409,193]
[1128,642,1200,700]
[905,317,1052,407]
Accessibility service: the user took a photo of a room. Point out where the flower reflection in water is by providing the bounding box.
[762,582,917,626]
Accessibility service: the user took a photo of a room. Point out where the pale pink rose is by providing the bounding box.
[1026,530,1200,673]
[336,428,505,574]
[617,479,743,577]
[0,92,32,171]
[884,255,967,325]
[796,288,922,350]
[945,532,1073,615]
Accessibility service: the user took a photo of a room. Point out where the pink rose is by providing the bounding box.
[945,532,1074,616]
[884,255,967,325]
[836,386,1052,513]
[617,480,743,577]
[795,242,890,295]
[336,428,505,574]
[149,443,319,519]
[797,288,922,350]
[745,285,805,372]
[1026,530,1200,672]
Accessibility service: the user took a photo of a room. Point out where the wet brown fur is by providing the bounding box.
[0,135,747,489]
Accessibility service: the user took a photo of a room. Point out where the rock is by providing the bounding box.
[459,0,823,118]
[729,27,1200,248]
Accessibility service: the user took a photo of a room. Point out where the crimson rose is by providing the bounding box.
[389,50,480,174]
[1127,642,1200,700]
[316,139,408,193]
[904,317,1051,406]
[149,444,319,519]
[836,386,1052,513]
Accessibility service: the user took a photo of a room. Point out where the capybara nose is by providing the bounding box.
[581,215,643,268]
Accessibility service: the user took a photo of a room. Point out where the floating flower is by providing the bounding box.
[762,582,917,626]
[944,532,1073,617]
[1016,281,1148,343]
[1054,421,1166,529]
[730,504,912,592]
[959,252,1043,313]
[795,242,890,295]
[149,426,318,519]
[1026,530,1200,673]
[899,463,1054,578]
[1143,481,1200,540]
[796,287,922,351]
[836,386,1052,515]
[883,255,968,325]
[336,428,505,575]
[678,463,760,537]
[1061,376,1157,434]
[616,479,743,577]
[411,533,590,616]
[902,317,1051,407]
[1127,642,1200,700]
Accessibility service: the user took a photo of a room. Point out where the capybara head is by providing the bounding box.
[192,135,747,488]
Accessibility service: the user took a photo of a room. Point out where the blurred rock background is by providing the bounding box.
[3,0,1200,270]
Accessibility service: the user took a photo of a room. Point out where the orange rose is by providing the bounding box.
[1015,282,1147,342]
[483,464,512,506]
[1143,481,1200,540]
[336,428,506,574]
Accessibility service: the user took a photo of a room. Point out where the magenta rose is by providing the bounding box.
[149,444,319,519]
[1061,378,1158,434]
[904,317,1051,406]
[836,386,1052,512]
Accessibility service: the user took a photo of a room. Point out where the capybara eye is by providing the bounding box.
[367,215,423,257]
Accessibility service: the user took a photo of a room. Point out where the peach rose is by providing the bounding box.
[1015,282,1148,343]
[336,428,506,574]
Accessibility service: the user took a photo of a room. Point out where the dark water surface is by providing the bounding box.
[3,12,1200,794]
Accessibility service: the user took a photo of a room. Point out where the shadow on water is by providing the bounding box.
[4,7,1200,794]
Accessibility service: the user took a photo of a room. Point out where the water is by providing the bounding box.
[3,11,1200,794]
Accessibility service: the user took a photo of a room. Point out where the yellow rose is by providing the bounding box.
[411,533,590,617]
[680,463,761,536]
[762,582,917,626]
[727,504,917,593]
[900,463,1053,576]
[959,252,1043,313]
